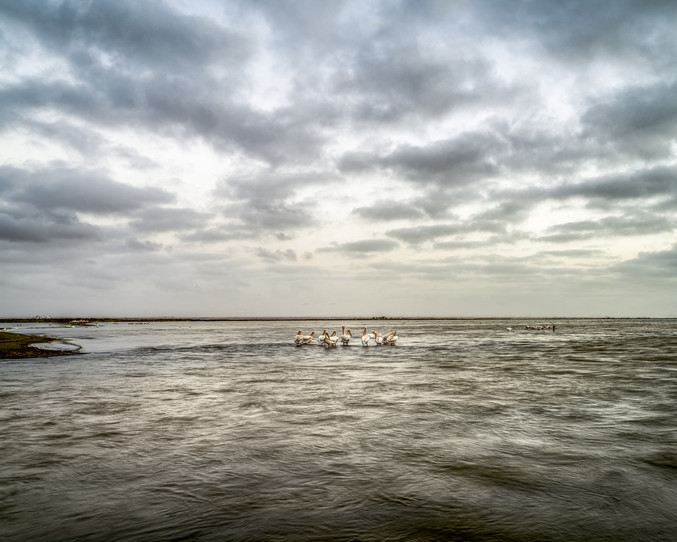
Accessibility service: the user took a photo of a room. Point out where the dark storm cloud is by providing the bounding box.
[0,209,98,243]
[0,114,109,157]
[477,0,677,66]
[0,0,326,165]
[181,225,256,243]
[385,214,511,245]
[0,69,324,167]
[433,239,494,251]
[613,243,677,280]
[225,201,315,235]
[210,170,330,239]
[332,39,509,123]
[582,81,677,159]
[553,165,677,204]
[338,132,503,186]
[1,165,173,214]
[124,237,163,252]
[218,170,335,202]
[0,0,247,71]
[255,247,297,263]
[478,164,677,242]
[318,239,399,254]
[0,164,176,246]
[352,201,425,222]
[538,214,673,243]
[470,199,535,230]
[385,224,466,245]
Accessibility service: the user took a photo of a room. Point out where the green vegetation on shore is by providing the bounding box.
[0,331,74,359]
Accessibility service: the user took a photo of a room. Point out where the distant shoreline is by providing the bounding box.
[2,316,672,324]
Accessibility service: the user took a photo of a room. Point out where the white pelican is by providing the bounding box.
[327,331,339,347]
[340,325,352,346]
[295,330,315,345]
[383,330,398,345]
[362,327,377,346]
[373,329,397,346]
[318,330,329,347]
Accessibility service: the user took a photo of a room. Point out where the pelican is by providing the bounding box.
[318,330,329,347]
[327,331,339,347]
[373,330,384,345]
[295,330,315,345]
[361,327,371,346]
[340,325,352,345]
[374,329,397,345]
[383,330,398,345]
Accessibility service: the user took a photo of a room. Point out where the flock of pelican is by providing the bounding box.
[295,325,398,347]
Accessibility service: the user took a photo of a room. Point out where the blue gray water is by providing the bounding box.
[1,319,676,541]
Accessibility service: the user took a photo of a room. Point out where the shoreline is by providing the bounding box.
[0,331,78,359]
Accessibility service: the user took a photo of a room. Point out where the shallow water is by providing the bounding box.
[1,319,676,541]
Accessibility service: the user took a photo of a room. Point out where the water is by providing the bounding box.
[1,319,676,541]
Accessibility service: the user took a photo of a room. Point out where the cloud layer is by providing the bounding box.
[1,0,676,317]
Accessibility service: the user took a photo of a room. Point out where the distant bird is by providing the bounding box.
[295,330,315,345]
[340,325,352,346]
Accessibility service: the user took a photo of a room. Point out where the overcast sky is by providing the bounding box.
[1,0,676,318]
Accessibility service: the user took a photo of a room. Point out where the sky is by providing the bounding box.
[1,0,676,318]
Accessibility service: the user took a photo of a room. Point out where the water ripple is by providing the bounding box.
[1,319,676,541]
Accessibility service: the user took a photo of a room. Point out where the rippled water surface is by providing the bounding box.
[1,319,676,541]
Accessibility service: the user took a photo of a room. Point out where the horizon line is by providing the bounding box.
[2,315,675,322]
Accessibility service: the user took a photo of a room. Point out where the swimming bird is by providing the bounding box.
[383,329,398,345]
[327,331,339,347]
[373,329,397,345]
[361,328,371,346]
[318,330,329,347]
[295,330,315,345]
[341,325,352,346]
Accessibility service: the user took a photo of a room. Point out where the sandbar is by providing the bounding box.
[0,330,79,359]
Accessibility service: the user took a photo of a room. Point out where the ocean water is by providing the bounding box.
[1,319,676,541]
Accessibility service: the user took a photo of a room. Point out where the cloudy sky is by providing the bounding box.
[1,0,676,318]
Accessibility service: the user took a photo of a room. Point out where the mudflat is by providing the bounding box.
[0,331,73,359]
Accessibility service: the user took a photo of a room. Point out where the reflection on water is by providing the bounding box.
[1,319,676,541]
